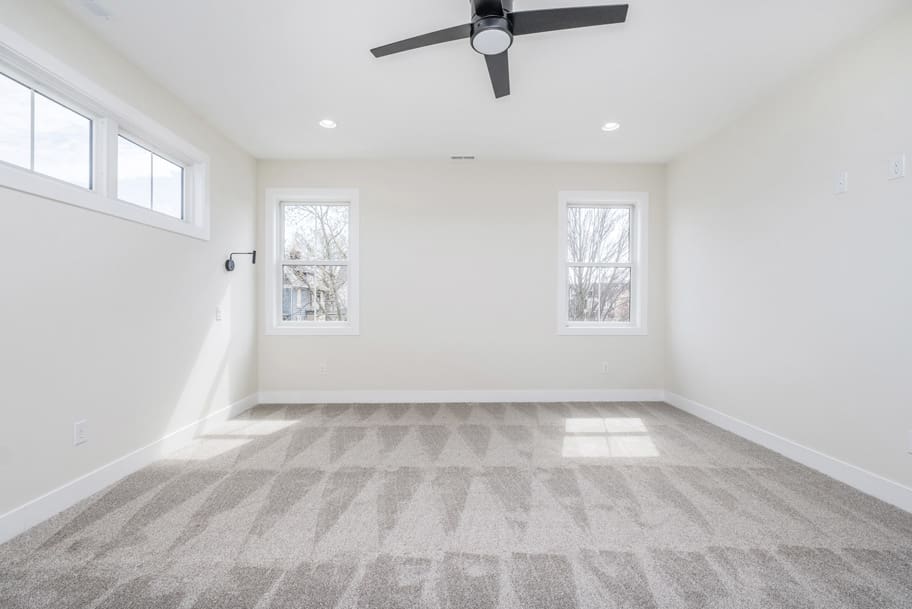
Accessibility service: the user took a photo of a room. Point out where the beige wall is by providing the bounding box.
[0,2,258,514]
[258,160,665,394]
[666,12,912,487]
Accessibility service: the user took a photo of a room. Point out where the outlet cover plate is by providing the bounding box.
[835,171,849,194]
[888,154,906,180]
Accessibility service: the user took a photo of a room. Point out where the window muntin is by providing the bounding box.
[559,193,647,335]
[0,72,92,188]
[117,135,184,219]
[281,202,350,323]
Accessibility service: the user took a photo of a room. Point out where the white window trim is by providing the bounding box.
[557,191,649,336]
[264,188,360,336]
[0,23,210,240]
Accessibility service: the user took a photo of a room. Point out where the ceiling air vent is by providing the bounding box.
[79,0,113,19]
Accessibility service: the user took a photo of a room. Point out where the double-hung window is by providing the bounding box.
[558,191,648,335]
[265,189,360,335]
[0,28,209,238]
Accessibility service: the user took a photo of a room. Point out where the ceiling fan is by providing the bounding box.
[370,1,629,99]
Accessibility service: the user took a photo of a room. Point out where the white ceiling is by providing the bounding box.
[61,0,904,162]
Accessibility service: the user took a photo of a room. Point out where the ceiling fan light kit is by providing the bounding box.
[370,1,628,99]
[471,17,513,55]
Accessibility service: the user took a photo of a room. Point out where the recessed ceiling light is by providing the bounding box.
[319,119,337,129]
[601,122,621,132]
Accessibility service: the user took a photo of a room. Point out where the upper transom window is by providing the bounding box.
[117,135,184,219]
[0,33,209,240]
[0,72,92,189]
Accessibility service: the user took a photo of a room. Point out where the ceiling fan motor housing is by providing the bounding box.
[471,0,514,17]
[471,16,513,55]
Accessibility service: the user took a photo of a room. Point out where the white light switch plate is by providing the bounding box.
[888,154,906,180]
[73,420,88,446]
[835,171,849,194]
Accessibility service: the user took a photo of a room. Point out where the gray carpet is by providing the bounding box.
[2,401,911,608]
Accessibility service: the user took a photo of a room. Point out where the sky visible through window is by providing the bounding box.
[0,73,30,169]
[0,72,91,188]
[117,136,183,219]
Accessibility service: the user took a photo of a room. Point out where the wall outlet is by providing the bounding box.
[215,306,223,322]
[834,171,849,194]
[908,430,912,454]
[318,361,329,376]
[888,154,906,180]
[73,420,88,446]
[601,362,611,375]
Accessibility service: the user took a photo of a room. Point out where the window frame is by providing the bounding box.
[1,68,98,190]
[557,191,649,336]
[115,133,187,220]
[0,24,209,239]
[264,188,360,336]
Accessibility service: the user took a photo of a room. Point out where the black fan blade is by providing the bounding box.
[485,51,510,98]
[371,23,472,58]
[510,4,628,36]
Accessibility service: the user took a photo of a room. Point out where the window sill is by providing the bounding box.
[558,324,648,336]
[0,163,209,240]
[266,323,360,336]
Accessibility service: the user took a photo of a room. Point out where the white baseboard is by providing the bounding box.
[0,393,258,545]
[664,391,912,514]
[257,388,666,405]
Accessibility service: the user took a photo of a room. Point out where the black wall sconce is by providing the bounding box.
[225,251,256,271]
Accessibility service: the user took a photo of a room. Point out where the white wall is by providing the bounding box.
[666,11,912,488]
[258,160,665,396]
[4,0,906,539]
[0,2,258,516]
